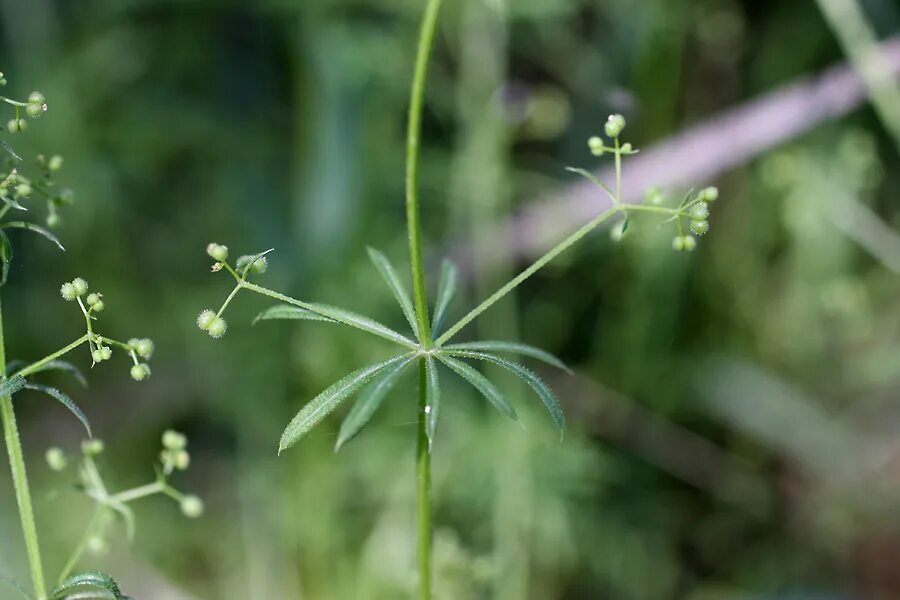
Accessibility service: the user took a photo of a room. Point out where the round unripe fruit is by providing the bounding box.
[48,155,63,171]
[683,235,697,251]
[26,102,45,118]
[130,363,151,381]
[180,495,204,518]
[605,114,626,138]
[206,243,228,262]
[27,91,45,105]
[46,213,60,228]
[689,202,710,221]
[645,186,664,205]
[588,136,604,156]
[82,439,104,456]
[60,282,77,301]
[690,220,709,236]
[86,293,101,306]
[621,142,633,153]
[99,346,112,361]
[87,535,109,555]
[237,255,268,274]
[7,118,26,133]
[197,310,216,330]
[45,447,67,471]
[135,338,154,359]
[206,317,227,338]
[699,186,719,202]
[15,183,31,197]
[174,450,190,470]
[162,429,187,451]
[672,236,685,251]
[71,278,89,296]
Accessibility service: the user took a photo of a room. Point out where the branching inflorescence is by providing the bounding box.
[0,70,201,600]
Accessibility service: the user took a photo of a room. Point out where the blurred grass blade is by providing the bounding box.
[431,259,458,335]
[367,247,420,338]
[50,572,128,600]
[335,356,415,451]
[3,221,65,251]
[436,354,518,422]
[1,140,21,161]
[23,360,87,387]
[0,229,11,286]
[442,340,570,373]
[425,355,440,449]
[0,574,32,599]
[280,354,413,453]
[443,350,565,435]
[23,383,91,437]
[0,375,25,396]
[306,303,417,348]
[253,305,336,325]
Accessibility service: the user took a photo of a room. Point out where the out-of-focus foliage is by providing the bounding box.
[2,0,900,598]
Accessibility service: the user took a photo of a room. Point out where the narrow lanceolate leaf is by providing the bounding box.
[24,383,91,437]
[3,221,65,251]
[436,354,518,422]
[442,340,570,373]
[253,305,336,325]
[0,194,26,211]
[0,229,11,286]
[50,572,128,600]
[306,303,417,349]
[0,375,26,397]
[367,247,419,338]
[443,350,565,435]
[335,356,415,451]
[279,354,413,453]
[1,140,22,162]
[425,355,441,449]
[431,259,458,335]
[565,167,616,203]
[21,360,88,387]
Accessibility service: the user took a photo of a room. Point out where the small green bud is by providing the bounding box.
[162,429,187,451]
[699,186,719,202]
[15,183,31,197]
[82,439,105,456]
[46,212,61,228]
[25,102,45,118]
[91,349,104,363]
[0,72,6,86]
[206,243,229,262]
[71,278,89,296]
[48,155,63,171]
[86,535,109,555]
[644,186,664,205]
[99,346,112,361]
[236,255,268,274]
[683,235,697,251]
[689,202,710,221]
[587,136,604,156]
[690,219,709,236]
[604,114,626,138]
[206,316,227,339]
[672,236,685,251]
[60,282,77,301]
[45,447,67,471]
[135,338,154,359]
[174,450,191,470]
[27,91,45,105]
[180,495,204,518]
[621,142,633,153]
[197,309,217,331]
[59,189,74,204]
[7,118,26,133]
[130,363,151,381]
[86,292,102,306]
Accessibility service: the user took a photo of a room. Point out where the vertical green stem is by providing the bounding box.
[0,296,48,600]
[405,0,444,597]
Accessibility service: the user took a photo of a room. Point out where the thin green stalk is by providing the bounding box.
[0,296,48,600]
[57,507,103,585]
[11,333,90,379]
[436,205,619,345]
[405,1,444,598]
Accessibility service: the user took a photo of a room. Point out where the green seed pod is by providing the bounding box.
[15,183,31,197]
[45,447,67,471]
[197,309,217,331]
[91,349,104,363]
[46,212,61,228]
[60,282,77,301]
[604,114,626,138]
[690,219,709,236]
[237,255,268,274]
[180,495,204,518]
[587,136,604,156]
[621,142,633,153]
[130,363,151,381]
[206,243,229,262]
[699,186,719,202]
[683,235,697,251]
[92,300,105,312]
[135,338,154,359]
[71,278,89,296]
[689,202,710,221]
[207,316,227,338]
[644,186,664,205]
[86,293,101,306]
[48,155,63,171]
[27,91,45,105]
[25,102,45,118]
[99,346,112,361]
[7,118,26,133]
[86,535,109,555]
[174,450,190,470]
[672,236,685,251]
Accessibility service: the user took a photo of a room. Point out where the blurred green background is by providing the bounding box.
[2,0,900,598]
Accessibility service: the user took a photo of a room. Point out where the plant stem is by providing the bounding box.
[405,0,444,597]
[0,296,47,600]
[57,506,103,585]
[435,205,619,346]
[11,333,90,379]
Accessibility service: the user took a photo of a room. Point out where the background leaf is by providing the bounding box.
[23,383,91,437]
[253,305,336,325]
[436,354,518,422]
[49,572,128,600]
[442,340,570,373]
[3,221,65,252]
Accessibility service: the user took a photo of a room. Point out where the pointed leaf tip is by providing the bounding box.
[366,247,420,338]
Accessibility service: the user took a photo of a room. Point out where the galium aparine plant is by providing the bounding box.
[0,71,201,600]
[195,2,722,598]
